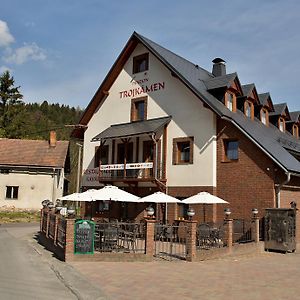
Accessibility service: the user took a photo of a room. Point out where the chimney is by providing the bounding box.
[49,131,57,147]
[212,58,226,77]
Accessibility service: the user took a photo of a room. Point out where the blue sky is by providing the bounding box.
[1,0,300,111]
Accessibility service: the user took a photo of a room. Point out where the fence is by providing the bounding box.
[154,223,187,261]
[196,221,226,250]
[94,222,146,253]
[40,208,260,262]
[233,219,253,243]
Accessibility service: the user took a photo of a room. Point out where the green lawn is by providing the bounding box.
[0,211,40,223]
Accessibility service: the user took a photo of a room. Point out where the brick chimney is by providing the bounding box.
[212,58,226,77]
[49,131,57,147]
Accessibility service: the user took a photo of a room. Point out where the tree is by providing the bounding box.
[0,71,24,136]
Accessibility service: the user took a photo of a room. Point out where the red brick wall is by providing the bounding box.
[216,118,277,221]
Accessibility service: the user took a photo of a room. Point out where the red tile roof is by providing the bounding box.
[0,138,69,168]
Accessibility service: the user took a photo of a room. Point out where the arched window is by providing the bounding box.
[260,108,269,126]
[293,124,299,138]
[244,101,254,119]
[225,92,236,112]
[278,117,285,132]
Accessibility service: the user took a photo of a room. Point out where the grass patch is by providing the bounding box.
[0,211,40,223]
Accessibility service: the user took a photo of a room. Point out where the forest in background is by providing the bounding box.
[0,70,84,193]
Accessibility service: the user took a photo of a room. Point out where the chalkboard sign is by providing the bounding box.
[74,220,95,254]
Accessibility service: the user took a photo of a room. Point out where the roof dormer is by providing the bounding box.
[269,103,291,132]
[239,84,260,120]
[286,111,300,139]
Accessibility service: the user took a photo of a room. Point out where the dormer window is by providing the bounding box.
[225,92,236,112]
[260,108,269,126]
[133,53,149,74]
[244,101,254,120]
[278,117,285,132]
[293,124,299,138]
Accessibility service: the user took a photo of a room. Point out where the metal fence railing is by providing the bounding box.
[233,219,253,244]
[154,223,187,261]
[57,218,66,248]
[196,222,226,251]
[48,214,56,239]
[94,222,146,253]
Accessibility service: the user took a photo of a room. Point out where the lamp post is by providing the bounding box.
[146,206,155,218]
[187,207,195,221]
[224,208,231,219]
[252,208,258,217]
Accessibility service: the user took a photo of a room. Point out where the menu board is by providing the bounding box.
[74,220,95,254]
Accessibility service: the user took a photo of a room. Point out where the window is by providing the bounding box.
[133,53,149,74]
[244,101,254,119]
[177,203,188,219]
[260,108,269,126]
[225,92,236,112]
[173,137,194,165]
[131,97,147,121]
[6,186,19,199]
[94,145,109,167]
[224,140,239,161]
[293,125,299,138]
[278,117,285,132]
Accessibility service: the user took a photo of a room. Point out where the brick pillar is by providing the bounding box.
[53,214,59,245]
[145,219,155,258]
[46,210,50,237]
[251,216,260,243]
[185,220,197,262]
[224,218,233,252]
[64,218,75,262]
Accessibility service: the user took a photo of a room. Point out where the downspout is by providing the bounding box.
[275,172,291,208]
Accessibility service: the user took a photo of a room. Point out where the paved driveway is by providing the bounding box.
[71,250,300,300]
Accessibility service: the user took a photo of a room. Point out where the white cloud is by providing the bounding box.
[3,43,46,65]
[0,20,14,47]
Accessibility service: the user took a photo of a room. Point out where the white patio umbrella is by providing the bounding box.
[58,192,93,202]
[182,192,229,222]
[182,192,229,205]
[140,192,180,224]
[86,185,140,202]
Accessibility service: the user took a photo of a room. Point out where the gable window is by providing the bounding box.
[260,108,269,126]
[94,145,109,167]
[6,186,19,199]
[133,53,149,74]
[278,117,285,132]
[244,101,254,119]
[131,97,147,121]
[173,137,194,165]
[224,140,239,161]
[293,124,299,138]
[225,92,236,112]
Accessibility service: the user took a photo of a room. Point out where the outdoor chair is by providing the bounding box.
[102,226,119,251]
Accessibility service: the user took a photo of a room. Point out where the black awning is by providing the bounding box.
[91,116,172,142]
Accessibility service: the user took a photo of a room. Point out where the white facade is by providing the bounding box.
[0,168,65,210]
[82,43,216,189]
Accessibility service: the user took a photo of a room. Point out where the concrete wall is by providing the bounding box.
[0,169,64,210]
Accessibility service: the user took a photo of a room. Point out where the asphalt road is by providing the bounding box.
[0,223,107,300]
